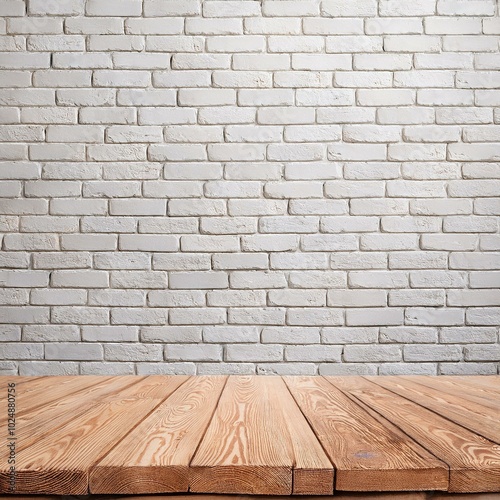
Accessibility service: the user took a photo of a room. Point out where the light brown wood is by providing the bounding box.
[263,377,333,495]
[0,376,106,418]
[284,376,448,492]
[190,376,296,495]
[90,376,227,494]
[1,375,500,496]
[404,376,500,412]
[327,376,500,493]
[12,376,142,449]
[370,376,500,445]
[0,376,188,495]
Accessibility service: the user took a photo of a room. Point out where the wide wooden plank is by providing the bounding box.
[458,376,500,392]
[327,376,500,493]
[90,376,226,494]
[406,376,500,412]
[284,376,448,492]
[0,376,104,417]
[12,376,142,448]
[190,376,297,495]
[0,376,188,495]
[274,376,334,495]
[371,376,500,445]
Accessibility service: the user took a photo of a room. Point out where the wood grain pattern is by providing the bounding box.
[0,375,499,496]
[190,376,296,495]
[370,376,500,445]
[284,376,448,492]
[327,376,500,493]
[12,376,142,450]
[90,376,226,494]
[0,376,188,495]
[405,376,500,412]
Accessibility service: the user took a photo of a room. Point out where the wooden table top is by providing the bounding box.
[0,375,499,496]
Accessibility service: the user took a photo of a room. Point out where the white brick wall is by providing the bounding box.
[0,0,499,376]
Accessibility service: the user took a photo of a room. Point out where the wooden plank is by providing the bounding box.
[405,376,500,412]
[284,376,448,492]
[89,376,226,494]
[327,376,500,493]
[91,494,428,500]
[370,376,500,445]
[457,376,500,392]
[0,376,103,415]
[0,376,188,495]
[12,376,142,449]
[275,376,334,495]
[190,376,297,495]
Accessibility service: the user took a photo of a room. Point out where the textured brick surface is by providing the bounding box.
[0,0,499,375]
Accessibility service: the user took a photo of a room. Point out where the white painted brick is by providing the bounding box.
[153,253,210,271]
[404,345,462,362]
[436,108,492,125]
[335,71,392,88]
[389,289,445,307]
[344,124,401,142]
[207,35,265,53]
[414,53,473,70]
[144,0,200,16]
[207,290,265,307]
[258,107,315,125]
[155,71,210,88]
[303,18,363,35]
[380,327,438,344]
[285,345,341,362]
[467,307,500,325]
[289,271,346,288]
[384,35,441,53]
[226,344,283,361]
[406,308,464,326]
[321,216,379,233]
[442,36,498,52]
[328,289,387,307]
[125,18,184,34]
[379,0,436,16]
[204,326,259,343]
[148,291,204,308]
[365,17,423,34]
[322,0,377,16]
[356,90,414,107]
[170,308,226,325]
[201,217,257,235]
[213,253,268,270]
[326,35,382,53]
[65,17,124,34]
[349,271,408,288]
[378,107,435,125]
[260,216,319,234]
[389,252,447,269]
[186,18,243,35]
[263,1,319,17]
[147,36,204,52]
[345,344,402,362]
[262,327,320,344]
[292,54,351,71]
[170,271,228,289]
[438,0,495,15]
[89,35,144,52]
[230,271,287,289]
[287,308,343,326]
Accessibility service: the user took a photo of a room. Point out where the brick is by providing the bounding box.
[165,344,222,361]
[321,0,377,16]
[86,0,141,16]
[262,327,320,344]
[226,344,283,362]
[328,289,387,307]
[170,308,226,325]
[406,308,464,326]
[105,344,162,361]
[404,345,463,362]
[285,345,342,362]
[344,345,402,362]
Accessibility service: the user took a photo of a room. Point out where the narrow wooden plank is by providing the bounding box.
[89,376,226,494]
[327,376,500,493]
[190,376,296,495]
[284,376,448,492]
[89,494,428,500]
[275,376,334,495]
[370,376,500,445]
[457,376,500,392]
[12,376,143,449]
[0,376,188,495]
[406,376,500,412]
[0,376,104,414]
